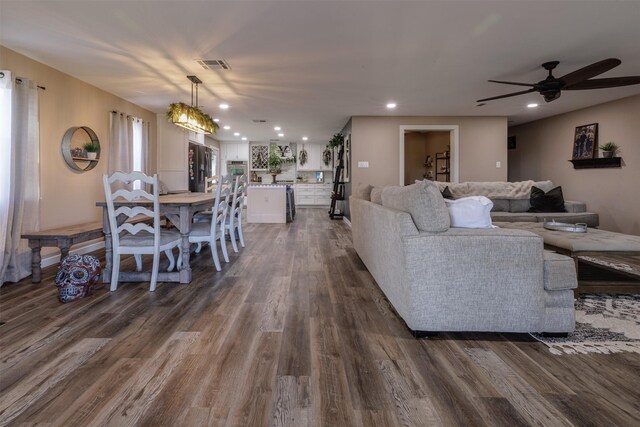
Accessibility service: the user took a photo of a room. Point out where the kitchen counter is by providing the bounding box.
[247,185,288,223]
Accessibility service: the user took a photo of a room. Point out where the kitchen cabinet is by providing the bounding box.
[294,183,332,206]
[221,142,249,161]
[297,143,332,171]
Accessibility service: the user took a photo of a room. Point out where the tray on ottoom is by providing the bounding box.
[543,220,588,233]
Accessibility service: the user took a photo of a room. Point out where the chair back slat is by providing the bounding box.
[205,175,218,193]
[119,222,155,235]
[114,206,155,219]
[210,175,232,236]
[112,188,154,201]
[108,171,155,185]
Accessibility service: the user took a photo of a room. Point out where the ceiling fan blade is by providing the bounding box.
[488,80,535,87]
[560,58,621,87]
[564,76,640,90]
[477,88,536,103]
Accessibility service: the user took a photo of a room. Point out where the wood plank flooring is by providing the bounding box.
[1,208,639,426]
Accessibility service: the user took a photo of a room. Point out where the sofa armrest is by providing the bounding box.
[401,228,546,330]
[564,200,586,213]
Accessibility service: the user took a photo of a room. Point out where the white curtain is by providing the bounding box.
[0,72,41,286]
[108,112,133,174]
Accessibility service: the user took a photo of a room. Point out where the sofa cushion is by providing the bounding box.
[543,251,577,291]
[491,212,539,222]
[370,186,384,204]
[444,196,495,228]
[490,198,510,212]
[381,181,450,232]
[509,199,531,212]
[353,183,373,201]
[529,186,567,213]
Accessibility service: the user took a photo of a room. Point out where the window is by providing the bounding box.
[0,72,12,241]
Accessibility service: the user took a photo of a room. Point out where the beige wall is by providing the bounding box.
[1,47,157,235]
[351,116,508,189]
[509,94,640,236]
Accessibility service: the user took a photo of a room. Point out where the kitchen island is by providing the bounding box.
[246,184,294,223]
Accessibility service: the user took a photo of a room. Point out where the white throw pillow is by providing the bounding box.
[444,196,495,228]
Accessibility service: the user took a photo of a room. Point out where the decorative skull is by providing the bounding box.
[55,254,101,303]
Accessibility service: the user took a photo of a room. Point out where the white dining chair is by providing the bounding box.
[224,174,247,253]
[103,171,182,292]
[194,175,219,223]
[189,175,231,271]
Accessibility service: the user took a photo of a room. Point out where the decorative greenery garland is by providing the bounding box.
[166,102,219,134]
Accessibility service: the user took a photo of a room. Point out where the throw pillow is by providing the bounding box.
[353,183,373,201]
[370,186,384,204]
[381,180,450,232]
[528,186,567,213]
[441,186,454,200]
[444,196,495,228]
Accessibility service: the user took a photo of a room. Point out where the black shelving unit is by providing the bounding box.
[569,157,622,169]
[435,152,450,182]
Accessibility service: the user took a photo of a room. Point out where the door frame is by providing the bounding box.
[399,125,459,186]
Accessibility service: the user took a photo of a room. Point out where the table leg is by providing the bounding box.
[60,245,70,260]
[30,245,42,283]
[179,206,192,284]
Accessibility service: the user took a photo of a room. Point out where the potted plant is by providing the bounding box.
[599,142,619,158]
[268,145,283,184]
[328,133,344,148]
[83,141,100,160]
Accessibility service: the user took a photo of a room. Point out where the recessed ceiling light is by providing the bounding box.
[213,118,220,122]
[386,102,397,109]
[223,125,230,130]
[234,132,240,136]
[278,133,284,137]
[274,126,281,131]
[219,103,229,109]
[302,136,308,141]
[241,137,247,141]
[527,103,539,108]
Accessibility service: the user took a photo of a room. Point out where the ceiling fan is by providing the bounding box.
[477,58,640,103]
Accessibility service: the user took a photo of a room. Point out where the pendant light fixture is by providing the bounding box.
[166,75,218,134]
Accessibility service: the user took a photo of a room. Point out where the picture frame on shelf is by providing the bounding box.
[572,123,597,160]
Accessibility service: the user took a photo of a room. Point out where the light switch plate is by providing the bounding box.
[496,161,501,168]
[358,161,369,168]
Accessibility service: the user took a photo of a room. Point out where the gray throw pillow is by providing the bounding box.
[353,183,373,201]
[381,181,450,232]
[370,187,384,204]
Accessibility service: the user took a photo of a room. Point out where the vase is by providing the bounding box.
[271,173,278,184]
[602,151,614,158]
[86,152,97,160]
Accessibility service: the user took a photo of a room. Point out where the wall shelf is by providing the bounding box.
[569,157,622,169]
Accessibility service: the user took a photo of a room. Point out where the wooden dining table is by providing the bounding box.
[96,192,215,284]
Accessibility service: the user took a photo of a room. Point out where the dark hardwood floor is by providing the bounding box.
[1,208,639,426]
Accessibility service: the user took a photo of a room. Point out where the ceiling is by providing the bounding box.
[1,1,639,144]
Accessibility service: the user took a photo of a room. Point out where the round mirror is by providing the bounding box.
[61,126,100,172]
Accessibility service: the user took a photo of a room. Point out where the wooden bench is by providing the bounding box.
[21,216,160,283]
[22,222,104,283]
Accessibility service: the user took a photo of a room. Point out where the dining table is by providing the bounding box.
[96,192,215,284]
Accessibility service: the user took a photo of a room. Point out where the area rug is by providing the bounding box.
[531,294,640,355]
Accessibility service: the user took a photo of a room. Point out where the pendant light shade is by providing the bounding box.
[166,76,218,135]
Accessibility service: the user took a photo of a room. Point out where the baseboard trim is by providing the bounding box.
[41,241,105,269]
[342,216,352,228]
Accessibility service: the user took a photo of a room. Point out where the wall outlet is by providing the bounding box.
[496,161,501,168]
[358,161,369,168]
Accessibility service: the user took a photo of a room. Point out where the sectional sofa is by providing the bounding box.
[351,180,577,335]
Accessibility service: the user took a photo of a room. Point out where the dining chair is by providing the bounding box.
[188,175,231,271]
[103,171,182,292]
[194,175,219,223]
[224,174,247,253]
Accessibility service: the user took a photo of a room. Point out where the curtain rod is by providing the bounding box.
[14,77,46,90]
[111,110,143,122]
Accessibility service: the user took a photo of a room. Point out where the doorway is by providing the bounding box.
[399,125,459,186]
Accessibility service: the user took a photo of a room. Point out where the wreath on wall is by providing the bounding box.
[299,145,308,166]
[322,146,332,166]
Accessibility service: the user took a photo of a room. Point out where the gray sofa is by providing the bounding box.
[351,180,577,334]
[433,180,600,227]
